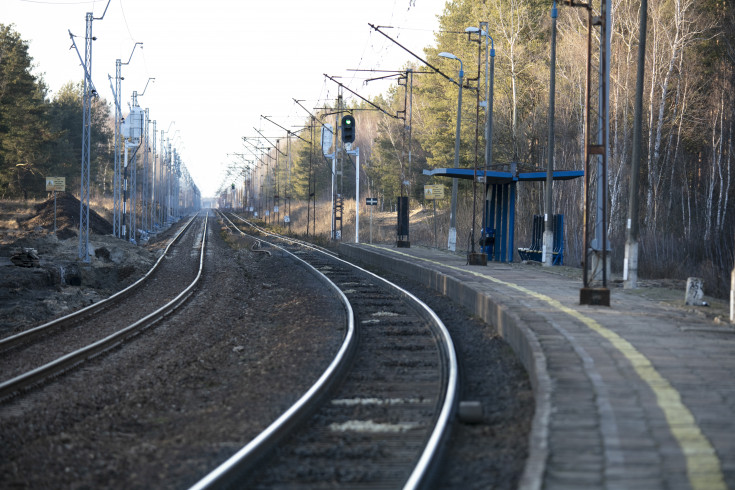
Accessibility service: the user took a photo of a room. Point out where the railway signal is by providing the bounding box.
[341,115,355,143]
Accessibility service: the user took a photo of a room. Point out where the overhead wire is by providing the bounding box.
[117,0,135,42]
[18,0,97,4]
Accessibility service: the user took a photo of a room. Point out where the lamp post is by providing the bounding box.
[439,51,463,252]
[625,0,647,289]
[544,2,558,267]
[465,25,495,265]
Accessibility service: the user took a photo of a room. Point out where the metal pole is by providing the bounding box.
[123,143,129,239]
[544,1,558,267]
[582,6,592,289]
[484,35,495,171]
[449,58,464,252]
[408,69,413,198]
[624,0,647,289]
[355,148,360,243]
[483,26,495,258]
[78,12,93,262]
[601,0,610,287]
[471,35,481,256]
[166,140,171,223]
[152,120,157,229]
[287,135,291,233]
[159,130,164,225]
[370,202,373,244]
[142,108,149,232]
[113,59,122,237]
[130,101,138,243]
[113,42,139,238]
[434,199,437,248]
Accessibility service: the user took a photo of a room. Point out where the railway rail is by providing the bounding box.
[0,213,208,400]
[192,212,459,489]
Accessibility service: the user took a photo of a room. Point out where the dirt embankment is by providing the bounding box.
[0,195,176,335]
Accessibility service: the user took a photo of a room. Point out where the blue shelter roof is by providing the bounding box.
[423,167,584,184]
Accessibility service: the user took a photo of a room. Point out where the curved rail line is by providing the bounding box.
[0,214,208,400]
[191,212,458,490]
[0,214,198,352]
[227,212,338,258]
[189,212,356,489]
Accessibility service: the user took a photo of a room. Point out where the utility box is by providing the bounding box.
[396,196,410,248]
[321,123,333,156]
[122,106,144,142]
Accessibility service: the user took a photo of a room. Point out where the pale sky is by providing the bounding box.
[5,0,447,197]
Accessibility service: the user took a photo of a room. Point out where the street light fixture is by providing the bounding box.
[439,51,463,252]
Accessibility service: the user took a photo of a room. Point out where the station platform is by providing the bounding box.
[339,243,735,490]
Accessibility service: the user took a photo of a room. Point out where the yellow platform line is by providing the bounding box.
[369,245,725,490]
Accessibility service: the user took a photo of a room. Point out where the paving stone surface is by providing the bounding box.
[341,243,735,490]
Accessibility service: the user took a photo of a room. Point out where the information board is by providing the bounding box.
[45,177,66,192]
[424,184,445,200]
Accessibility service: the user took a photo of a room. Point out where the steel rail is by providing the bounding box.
[227,212,338,257]
[0,215,199,351]
[0,214,208,400]
[194,212,459,490]
[189,212,356,490]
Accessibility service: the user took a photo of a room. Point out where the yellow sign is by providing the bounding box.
[424,184,445,200]
[45,177,66,192]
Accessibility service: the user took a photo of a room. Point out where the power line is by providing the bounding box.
[368,23,458,87]
[324,73,401,120]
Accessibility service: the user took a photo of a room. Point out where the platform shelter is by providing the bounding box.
[423,165,584,262]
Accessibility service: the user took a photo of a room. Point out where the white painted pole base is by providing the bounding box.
[730,268,734,323]
[623,240,638,289]
[542,230,554,267]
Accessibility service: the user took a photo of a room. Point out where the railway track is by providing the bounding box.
[0,213,208,400]
[192,212,459,489]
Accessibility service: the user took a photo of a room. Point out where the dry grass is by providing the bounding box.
[252,198,461,249]
[90,196,114,224]
[0,199,42,229]
[0,195,114,231]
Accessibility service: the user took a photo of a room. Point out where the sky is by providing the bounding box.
[5,0,448,197]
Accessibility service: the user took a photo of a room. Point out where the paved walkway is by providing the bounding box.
[339,243,735,490]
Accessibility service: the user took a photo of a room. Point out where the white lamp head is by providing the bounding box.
[465,26,488,36]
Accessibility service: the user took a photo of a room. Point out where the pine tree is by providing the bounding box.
[0,24,52,199]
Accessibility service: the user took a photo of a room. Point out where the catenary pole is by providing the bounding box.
[73,0,110,261]
[113,42,141,238]
[544,2,558,266]
[439,52,464,252]
[624,0,647,289]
